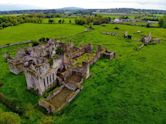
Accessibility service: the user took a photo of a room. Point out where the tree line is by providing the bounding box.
[0,14,43,29]
[0,13,73,29]
[75,15,111,26]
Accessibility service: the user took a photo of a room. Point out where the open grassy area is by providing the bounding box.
[0,14,23,17]
[0,23,85,45]
[0,23,166,124]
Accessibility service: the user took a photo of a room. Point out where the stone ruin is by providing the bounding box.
[102,32,118,36]
[6,39,115,113]
[141,33,160,45]
[137,33,160,50]
[102,31,133,39]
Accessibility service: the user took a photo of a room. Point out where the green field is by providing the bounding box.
[0,23,166,124]
[0,14,23,17]
[0,23,84,45]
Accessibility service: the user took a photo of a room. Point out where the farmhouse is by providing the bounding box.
[6,39,115,113]
[113,18,122,23]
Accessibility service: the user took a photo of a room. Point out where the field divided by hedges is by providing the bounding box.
[0,23,166,124]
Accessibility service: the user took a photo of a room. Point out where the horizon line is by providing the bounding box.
[0,7,166,12]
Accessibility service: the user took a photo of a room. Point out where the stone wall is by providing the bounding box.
[8,62,23,75]
[24,67,59,95]
[39,99,55,113]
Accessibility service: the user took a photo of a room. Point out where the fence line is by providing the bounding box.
[0,40,32,49]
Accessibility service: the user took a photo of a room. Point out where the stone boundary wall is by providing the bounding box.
[38,99,55,113]
[66,89,80,103]
[0,40,32,49]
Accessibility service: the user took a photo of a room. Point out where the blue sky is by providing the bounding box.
[0,0,166,10]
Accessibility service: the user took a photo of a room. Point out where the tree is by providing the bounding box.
[75,18,86,25]
[48,19,54,24]
[159,16,166,28]
[120,16,129,19]
[146,23,151,28]
[62,19,65,24]
[0,14,44,29]
[0,112,21,124]
[69,20,72,24]
[58,19,62,24]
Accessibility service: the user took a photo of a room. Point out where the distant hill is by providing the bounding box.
[60,7,84,10]
[0,8,166,15]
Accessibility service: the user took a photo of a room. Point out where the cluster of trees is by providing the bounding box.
[159,16,166,28]
[0,13,74,29]
[143,17,159,21]
[75,15,111,26]
[120,16,129,19]
[134,14,160,21]
[48,19,66,24]
[0,15,42,29]
[75,18,87,25]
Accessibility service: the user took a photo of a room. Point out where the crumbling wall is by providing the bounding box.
[102,51,116,60]
[84,44,93,53]
[39,99,55,113]
[141,33,152,45]
[8,62,23,75]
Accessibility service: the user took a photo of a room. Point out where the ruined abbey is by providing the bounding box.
[6,39,115,113]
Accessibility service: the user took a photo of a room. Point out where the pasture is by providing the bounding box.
[0,23,84,45]
[0,23,166,124]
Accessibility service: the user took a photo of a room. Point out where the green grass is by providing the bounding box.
[0,14,23,17]
[102,13,137,19]
[0,23,166,124]
[0,23,85,45]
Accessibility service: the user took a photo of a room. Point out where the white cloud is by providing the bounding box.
[0,0,165,10]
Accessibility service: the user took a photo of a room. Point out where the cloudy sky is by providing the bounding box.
[0,0,166,11]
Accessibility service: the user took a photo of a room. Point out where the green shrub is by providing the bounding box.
[159,16,166,28]
[39,37,49,42]
[114,26,119,30]
[48,19,55,24]
[75,18,86,25]
[0,82,3,87]
[0,112,21,124]
[32,41,39,46]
